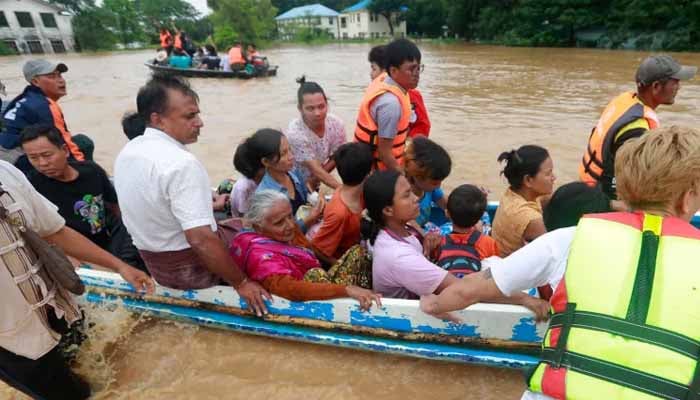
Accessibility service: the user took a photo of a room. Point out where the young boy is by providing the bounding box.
[434,184,499,277]
[312,142,373,263]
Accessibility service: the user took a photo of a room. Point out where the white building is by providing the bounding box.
[338,0,406,40]
[275,4,340,40]
[0,0,75,54]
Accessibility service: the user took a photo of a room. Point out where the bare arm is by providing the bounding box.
[302,159,341,189]
[185,226,272,316]
[421,269,549,320]
[44,226,154,294]
[377,138,401,171]
[523,218,547,241]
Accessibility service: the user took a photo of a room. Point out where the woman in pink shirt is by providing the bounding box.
[364,170,458,299]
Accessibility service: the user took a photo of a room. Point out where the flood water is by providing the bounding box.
[1,43,699,399]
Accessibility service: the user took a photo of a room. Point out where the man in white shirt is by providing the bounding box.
[0,160,153,399]
[114,73,270,316]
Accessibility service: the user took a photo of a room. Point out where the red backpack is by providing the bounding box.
[436,231,482,278]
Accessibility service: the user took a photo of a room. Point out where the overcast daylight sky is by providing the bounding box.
[186,0,211,16]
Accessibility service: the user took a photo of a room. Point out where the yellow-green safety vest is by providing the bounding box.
[528,212,700,399]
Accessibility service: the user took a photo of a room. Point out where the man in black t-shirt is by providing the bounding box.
[19,124,146,272]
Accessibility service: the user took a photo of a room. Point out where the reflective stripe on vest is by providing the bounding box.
[579,92,659,186]
[353,74,411,170]
[528,212,700,399]
[47,98,84,161]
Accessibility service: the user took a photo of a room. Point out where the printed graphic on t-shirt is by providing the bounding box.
[73,194,105,234]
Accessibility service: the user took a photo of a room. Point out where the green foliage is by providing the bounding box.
[406,0,448,37]
[212,25,239,50]
[208,0,278,43]
[71,6,118,51]
[0,41,16,56]
[368,0,407,35]
[103,0,146,46]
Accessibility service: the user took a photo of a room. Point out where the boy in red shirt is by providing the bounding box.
[433,184,499,277]
[312,143,373,263]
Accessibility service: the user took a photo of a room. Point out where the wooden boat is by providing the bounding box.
[78,203,700,369]
[144,61,278,79]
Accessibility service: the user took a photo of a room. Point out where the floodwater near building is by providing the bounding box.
[0,43,699,399]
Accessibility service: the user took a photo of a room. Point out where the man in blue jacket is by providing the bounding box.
[0,60,85,173]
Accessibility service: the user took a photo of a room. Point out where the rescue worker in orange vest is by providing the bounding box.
[579,54,696,199]
[173,28,183,51]
[421,125,700,400]
[228,43,246,72]
[354,39,421,171]
[159,27,173,54]
[0,60,88,174]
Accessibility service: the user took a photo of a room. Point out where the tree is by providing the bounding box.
[137,0,200,38]
[104,0,146,46]
[71,6,118,50]
[367,0,407,36]
[406,0,448,37]
[208,0,278,43]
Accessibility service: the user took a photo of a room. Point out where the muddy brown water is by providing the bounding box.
[1,44,699,399]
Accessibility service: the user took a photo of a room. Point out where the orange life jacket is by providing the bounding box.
[174,33,182,50]
[579,92,659,194]
[47,98,84,161]
[228,46,245,65]
[159,31,172,48]
[354,76,411,170]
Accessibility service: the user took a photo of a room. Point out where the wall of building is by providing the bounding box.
[277,15,339,40]
[338,10,406,39]
[0,0,75,54]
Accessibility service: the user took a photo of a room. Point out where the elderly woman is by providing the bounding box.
[230,190,381,310]
[421,126,700,400]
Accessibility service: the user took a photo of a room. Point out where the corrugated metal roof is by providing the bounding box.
[275,4,340,20]
[342,0,371,12]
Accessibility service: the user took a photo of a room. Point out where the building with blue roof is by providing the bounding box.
[275,3,340,40]
[338,0,406,40]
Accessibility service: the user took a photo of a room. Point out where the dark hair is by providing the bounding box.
[497,145,550,190]
[121,111,146,140]
[384,38,421,74]
[296,75,327,107]
[236,129,284,175]
[368,45,387,67]
[447,184,487,228]
[204,44,217,56]
[137,72,199,126]
[543,182,612,231]
[363,170,402,244]
[19,124,65,148]
[334,142,373,186]
[405,136,451,181]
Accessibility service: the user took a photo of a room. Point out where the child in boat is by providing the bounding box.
[229,141,265,217]
[543,181,612,231]
[231,190,381,310]
[365,170,459,299]
[433,184,499,277]
[404,136,451,231]
[491,145,555,257]
[311,142,373,263]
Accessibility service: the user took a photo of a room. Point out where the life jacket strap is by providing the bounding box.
[541,348,693,400]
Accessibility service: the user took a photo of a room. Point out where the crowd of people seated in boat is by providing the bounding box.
[1,37,697,319]
[154,27,269,74]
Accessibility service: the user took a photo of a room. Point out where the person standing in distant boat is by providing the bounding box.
[579,54,696,199]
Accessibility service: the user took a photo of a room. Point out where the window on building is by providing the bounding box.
[0,11,9,27]
[340,17,346,28]
[3,40,18,53]
[328,17,334,25]
[27,40,44,54]
[357,13,361,23]
[50,40,66,53]
[40,13,57,28]
[314,17,321,25]
[358,32,365,39]
[15,12,35,28]
[342,32,348,39]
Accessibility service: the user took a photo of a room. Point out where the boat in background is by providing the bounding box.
[144,61,278,79]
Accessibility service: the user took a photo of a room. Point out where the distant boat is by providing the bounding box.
[144,61,278,79]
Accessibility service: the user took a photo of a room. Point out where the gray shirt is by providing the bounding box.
[369,76,405,140]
